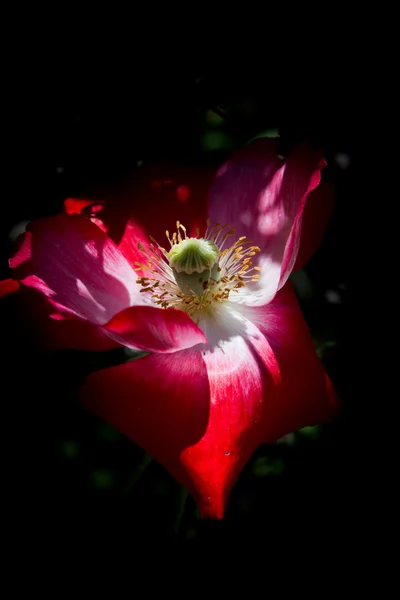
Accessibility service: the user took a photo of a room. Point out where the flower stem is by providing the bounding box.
[173,485,189,539]
[124,452,153,493]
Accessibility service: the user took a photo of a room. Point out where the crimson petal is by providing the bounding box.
[102,305,207,352]
[293,181,334,270]
[81,306,278,518]
[0,278,20,300]
[242,282,341,440]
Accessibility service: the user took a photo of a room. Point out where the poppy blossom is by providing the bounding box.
[6,139,340,518]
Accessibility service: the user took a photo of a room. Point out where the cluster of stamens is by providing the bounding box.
[135,220,261,321]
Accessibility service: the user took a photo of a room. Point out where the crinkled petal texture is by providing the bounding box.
[81,282,340,519]
[208,138,327,306]
[9,214,205,353]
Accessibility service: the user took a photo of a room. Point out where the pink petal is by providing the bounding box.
[64,198,152,277]
[102,305,207,352]
[208,139,326,306]
[10,214,147,324]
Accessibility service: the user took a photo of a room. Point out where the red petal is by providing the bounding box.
[10,286,118,352]
[10,214,145,324]
[0,278,20,300]
[81,349,212,500]
[208,139,326,306]
[81,290,340,519]
[180,317,279,518]
[64,198,95,215]
[102,305,207,352]
[81,331,272,519]
[245,282,341,440]
[78,302,293,518]
[64,163,215,267]
[293,181,334,270]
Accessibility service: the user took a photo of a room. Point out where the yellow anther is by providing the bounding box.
[135,219,262,319]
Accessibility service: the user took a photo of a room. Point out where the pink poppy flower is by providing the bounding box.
[6,138,340,518]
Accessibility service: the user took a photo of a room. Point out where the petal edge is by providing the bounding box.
[102,305,207,352]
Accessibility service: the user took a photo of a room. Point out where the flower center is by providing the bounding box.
[168,237,219,274]
[168,237,220,296]
[135,220,261,321]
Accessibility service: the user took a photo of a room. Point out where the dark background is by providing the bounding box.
[2,56,379,563]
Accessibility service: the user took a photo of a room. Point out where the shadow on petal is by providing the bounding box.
[64,162,215,266]
[81,348,211,491]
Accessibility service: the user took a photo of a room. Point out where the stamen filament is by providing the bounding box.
[135,220,261,321]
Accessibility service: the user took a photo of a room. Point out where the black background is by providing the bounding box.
[1,29,385,571]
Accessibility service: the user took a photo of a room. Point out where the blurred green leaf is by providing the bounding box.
[123,348,150,361]
[298,425,321,440]
[205,109,225,127]
[252,457,285,477]
[201,131,232,151]
[291,269,314,301]
[60,440,80,458]
[90,469,115,489]
[313,339,337,358]
[249,128,280,142]
[96,421,123,442]
[277,433,297,446]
